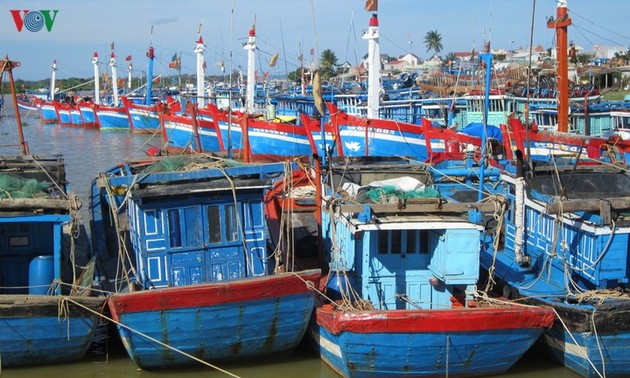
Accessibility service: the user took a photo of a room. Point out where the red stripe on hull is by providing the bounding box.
[316,304,554,335]
[108,269,320,318]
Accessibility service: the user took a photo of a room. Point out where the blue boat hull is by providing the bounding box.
[95,109,130,130]
[311,306,551,378]
[108,270,320,369]
[127,108,160,134]
[40,104,58,123]
[0,296,104,367]
[162,117,223,152]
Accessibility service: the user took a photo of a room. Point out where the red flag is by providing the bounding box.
[365,0,378,11]
[125,55,132,61]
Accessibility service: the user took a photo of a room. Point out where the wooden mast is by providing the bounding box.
[547,0,572,133]
[0,57,29,155]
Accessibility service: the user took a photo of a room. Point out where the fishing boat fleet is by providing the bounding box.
[2,0,630,377]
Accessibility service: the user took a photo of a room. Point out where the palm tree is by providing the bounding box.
[443,52,457,71]
[320,49,338,80]
[424,30,443,55]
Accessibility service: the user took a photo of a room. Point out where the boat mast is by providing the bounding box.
[110,50,119,107]
[244,21,256,114]
[92,53,100,104]
[127,58,133,91]
[547,0,571,133]
[145,46,155,106]
[363,13,381,119]
[194,36,206,107]
[50,59,57,102]
[1,57,29,155]
[478,52,493,201]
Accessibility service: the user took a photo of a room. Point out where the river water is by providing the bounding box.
[0,98,580,377]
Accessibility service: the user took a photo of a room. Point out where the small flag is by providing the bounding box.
[298,53,303,62]
[169,57,181,70]
[110,41,115,50]
[125,55,132,61]
[268,52,279,67]
[171,53,178,62]
[365,0,378,11]
[309,48,314,56]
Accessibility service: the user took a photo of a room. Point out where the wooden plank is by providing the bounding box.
[328,200,498,215]
[130,178,271,199]
[545,197,630,214]
[0,198,71,211]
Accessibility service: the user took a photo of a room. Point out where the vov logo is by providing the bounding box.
[10,10,59,32]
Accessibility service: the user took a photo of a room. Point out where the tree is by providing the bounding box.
[443,52,457,71]
[320,49,338,80]
[424,30,443,55]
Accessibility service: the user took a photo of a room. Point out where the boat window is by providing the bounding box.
[378,230,430,254]
[378,230,389,254]
[224,204,238,242]
[207,206,221,243]
[406,230,417,254]
[167,207,202,248]
[167,209,181,248]
[183,207,202,247]
[390,230,401,254]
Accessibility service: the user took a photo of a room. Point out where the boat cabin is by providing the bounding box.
[0,155,73,296]
[107,158,288,289]
[321,157,489,310]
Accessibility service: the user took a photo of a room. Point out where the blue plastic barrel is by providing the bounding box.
[29,255,54,295]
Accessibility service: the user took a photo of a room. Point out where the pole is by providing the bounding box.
[478,52,493,202]
[145,46,155,106]
[1,57,29,155]
[547,0,571,133]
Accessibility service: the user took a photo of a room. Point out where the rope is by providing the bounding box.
[216,165,253,276]
[550,306,605,378]
[63,297,241,377]
[102,173,137,291]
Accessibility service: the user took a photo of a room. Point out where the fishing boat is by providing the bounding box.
[77,100,98,127]
[88,51,131,131]
[309,156,555,378]
[90,155,320,369]
[34,97,59,124]
[52,100,73,125]
[456,2,630,374]
[0,57,105,367]
[160,102,225,153]
[93,103,130,131]
[15,93,38,112]
[122,94,168,134]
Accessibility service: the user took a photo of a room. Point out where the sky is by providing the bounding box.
[1,0,628,81]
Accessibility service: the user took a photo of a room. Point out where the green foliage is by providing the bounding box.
[320,49,338,80]
[424,30,443,55]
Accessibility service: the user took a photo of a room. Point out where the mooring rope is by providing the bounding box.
[63,297,242,378]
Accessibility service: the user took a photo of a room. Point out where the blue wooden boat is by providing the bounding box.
[93,103,130,131]
[122,95,163,134]
[160,103,225,153]
[77,101,97,127]
[310,156,555,377]
[90,155,320,369]
[0,153,105,367]
[472,155,630,377]
[34,98,58,124]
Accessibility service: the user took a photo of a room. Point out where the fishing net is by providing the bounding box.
[141,156,243,174]
[355,176,440,204]
[0,173,50,198]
